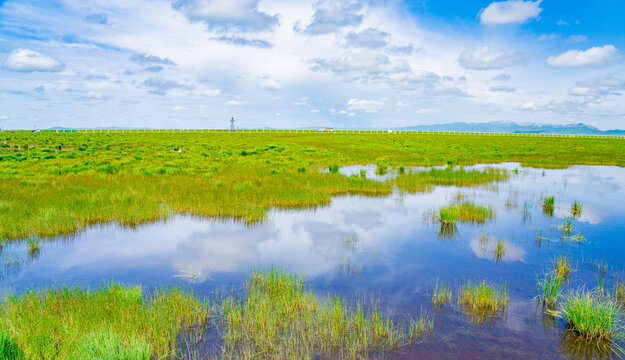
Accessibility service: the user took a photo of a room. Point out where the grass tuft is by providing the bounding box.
[558,291,624,342]
[571,201,583,217]
[458,280,509,325]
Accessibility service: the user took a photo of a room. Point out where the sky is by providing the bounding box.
[1,0,624,130]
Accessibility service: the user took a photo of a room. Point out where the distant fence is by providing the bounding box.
[3,128,624,139]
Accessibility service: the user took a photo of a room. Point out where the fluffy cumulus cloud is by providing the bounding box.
[173,0,279,32]
[3,49,65,72]
[296,0,363,35]
[480,0,543,25]
[345,28,389,48]
[547,45,621,68]
[458,46,530,70]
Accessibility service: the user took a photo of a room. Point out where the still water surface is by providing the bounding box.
[3,163,625,359]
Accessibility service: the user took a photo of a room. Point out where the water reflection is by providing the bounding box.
[4,164,625,359]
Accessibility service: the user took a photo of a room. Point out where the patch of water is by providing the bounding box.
[3,164,625,359]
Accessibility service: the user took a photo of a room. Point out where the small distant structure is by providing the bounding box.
[32,126,40,133]
[316,127,333,132]
[229,117,236,131]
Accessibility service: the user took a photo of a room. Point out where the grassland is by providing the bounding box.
[1,132,624,239]
[0,284,208,359]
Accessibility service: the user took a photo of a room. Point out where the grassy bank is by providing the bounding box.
[0,284,208,359]
[1,132,623,239]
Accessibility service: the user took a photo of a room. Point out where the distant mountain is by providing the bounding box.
[397,122,625,136]
[46,126,149,130]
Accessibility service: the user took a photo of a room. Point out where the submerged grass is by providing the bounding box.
[0,283,209,359]
[2,132,623,239]
[571,201,583,217]
[431,282,453,309]
[220,268,406,359]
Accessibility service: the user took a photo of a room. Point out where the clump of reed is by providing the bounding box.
[537,271,564,306]
[557,291,624,342]
[555,256,572,281]
[0,283,209,359]
[543,195,555,216]
[328,164,339,173]
[458,280,509,325]
[429,202,495,226]
[221,268,404,358]
[408,311,435,345]
[571,201,583,217]
[431,281,453,309]
[26,236,40,258]
[560,218,574,236]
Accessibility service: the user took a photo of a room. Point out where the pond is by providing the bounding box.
[2,163,625,359]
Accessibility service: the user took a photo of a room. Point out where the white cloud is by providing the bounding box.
[547,45,621,68]
[259,78,283,91]
[396,101,409,107]
[345,28,389,49]
[296,0,363,35]
[310,109,320,113]
[480,0,542,25]
[458,46,530,70]
[174,0,279,32]
[3,49,65,72]
[346,98,387,113]
[204,88,222,97]
[568,76,625,98]
[225,99,247,106]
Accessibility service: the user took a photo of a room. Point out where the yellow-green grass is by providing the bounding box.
[559,291,624,342]
[431,282,453,309]
[220,268,405,358]
[2,132,624,239]
[0,284,209,359]
[555,256,572,281]
[408,311,435,344]
[458,280,509,325]
[430,202,495,225]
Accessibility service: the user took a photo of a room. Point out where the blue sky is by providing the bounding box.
[1,0,624,130]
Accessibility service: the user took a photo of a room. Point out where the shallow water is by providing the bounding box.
[3,163,625,359]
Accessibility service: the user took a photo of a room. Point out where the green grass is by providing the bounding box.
[542,195,555,216]
[73,326,151,360]
[0,283,209,359]
[430,202,495,225]
[559,291,624,342]
[458,280,509,325]
[537,271,564,305]
[1,132,623,239]
[220,268,404,358]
